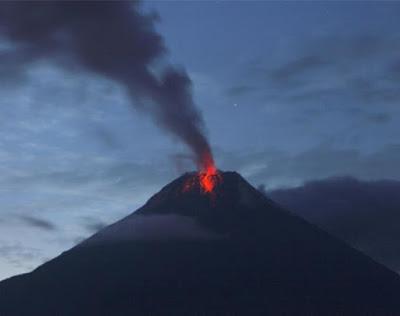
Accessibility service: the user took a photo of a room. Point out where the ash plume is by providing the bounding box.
[0,1,213,169]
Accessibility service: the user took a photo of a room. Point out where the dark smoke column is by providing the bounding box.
[0,1,215,170]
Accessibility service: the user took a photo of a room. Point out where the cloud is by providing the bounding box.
[367,112,392,124]
[18,215,56,231]
[81,214,223,245]
[225,85,256,98]
[0,242,43,270]
[0,156,177,245]
[269,55,329,85]
[228,34,400,108]
[82,218,108,234]
[268,176,400,273]
[220,143,400,189]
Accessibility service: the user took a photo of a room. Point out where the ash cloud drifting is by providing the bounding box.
[0,1,213,169]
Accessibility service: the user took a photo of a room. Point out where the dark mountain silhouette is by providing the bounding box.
[1,171,400,315]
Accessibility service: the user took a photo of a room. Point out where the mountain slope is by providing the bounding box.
[1,171,400,315]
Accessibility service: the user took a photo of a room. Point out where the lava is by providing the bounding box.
[182,151,221,194]
[198,165,220,193]
[197,151,221,193]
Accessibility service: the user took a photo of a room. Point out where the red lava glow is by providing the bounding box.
[198,151,221,194]
[199,164,220,193]
[182,152,221,194]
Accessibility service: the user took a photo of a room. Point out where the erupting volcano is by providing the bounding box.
[2,170,400,315]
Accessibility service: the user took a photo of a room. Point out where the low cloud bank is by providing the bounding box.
[267,176,400,273]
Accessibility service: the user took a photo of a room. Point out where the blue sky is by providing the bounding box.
[1,1,400,280]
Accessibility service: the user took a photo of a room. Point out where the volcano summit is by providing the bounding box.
[1,171,400,315]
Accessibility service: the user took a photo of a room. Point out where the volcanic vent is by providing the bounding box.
[141,171,271,215]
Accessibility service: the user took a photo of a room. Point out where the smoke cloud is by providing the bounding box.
[0,1,213,169]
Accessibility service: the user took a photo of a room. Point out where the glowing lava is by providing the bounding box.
[199,164,220,193]
[182,152,221,194]
[197,151,221,194]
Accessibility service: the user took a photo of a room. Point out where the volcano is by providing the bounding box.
[1,171,400,315]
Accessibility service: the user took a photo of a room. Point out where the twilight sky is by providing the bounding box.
[1,1,400,280]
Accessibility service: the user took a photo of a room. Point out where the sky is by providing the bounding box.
[1,1,400,280]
